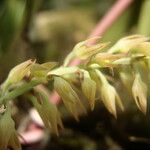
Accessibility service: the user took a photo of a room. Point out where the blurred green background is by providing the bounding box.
[0,0,150,150]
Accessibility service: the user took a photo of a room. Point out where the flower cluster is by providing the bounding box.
[0,35,150,149]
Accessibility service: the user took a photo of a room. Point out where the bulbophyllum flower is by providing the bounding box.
[54,76,86,121]
[72,38,109,59]
[80,69,96,110]
[132,72,147,114]
[108,35,149,54]
[63,37,109,66]
[95,69,124,118]
[2,59,35,91]
[0,107,21,150]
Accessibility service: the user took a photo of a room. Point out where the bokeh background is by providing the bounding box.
[0,0,150,150]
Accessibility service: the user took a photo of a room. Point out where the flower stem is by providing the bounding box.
[0,78,46,104]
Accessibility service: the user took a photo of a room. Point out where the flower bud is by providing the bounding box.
[80,70,96,110]
[2,59,34,91]
[63,37,109,66]
[95,69,124,118]
[108,35,149,54]
[132,72,147,114]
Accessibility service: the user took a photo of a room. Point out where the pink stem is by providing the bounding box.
[89,0,134,38]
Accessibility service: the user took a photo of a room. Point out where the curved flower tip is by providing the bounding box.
[63,37,109,66]
[108,35,149,54]
[132,73,147,114]
[81,70,96,110]
[74,41,109,60]
[100,83,117,118]
[95,69,124,118]
[2,59,35,91]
